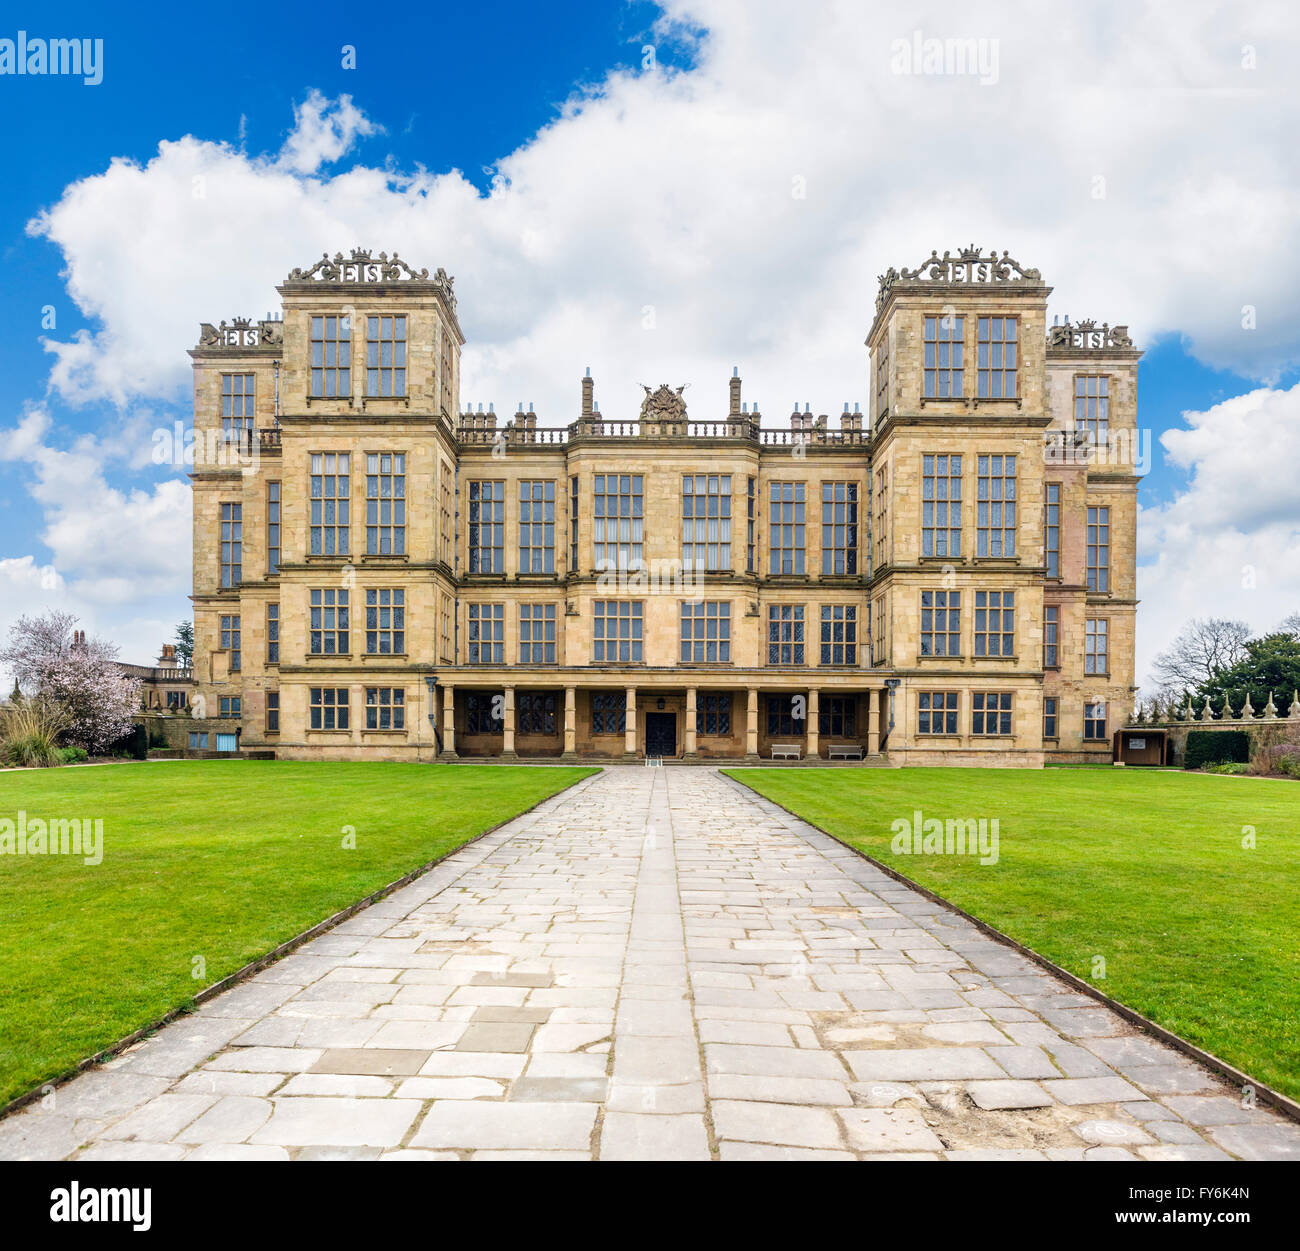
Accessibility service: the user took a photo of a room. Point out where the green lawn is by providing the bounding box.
[724,767,1300,1100]
[0,761,594,1107]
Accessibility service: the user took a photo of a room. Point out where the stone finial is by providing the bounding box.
[1264,692,1278,718]
[1241,692,1255,719]
[1200,697,1215,721]
[1291,690,1300,718]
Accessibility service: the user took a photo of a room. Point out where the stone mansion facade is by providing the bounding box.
[189,247,1139,765]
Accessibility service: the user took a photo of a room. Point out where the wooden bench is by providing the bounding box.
[828,743,864,761]
[770,743,802,760]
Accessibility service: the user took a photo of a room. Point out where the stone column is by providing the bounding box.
[806,688,819,759]
[746,687,759,760]
[503,687,516,758]
[441,684,457,758]
[563,686,577,758]
[867,688,880,755]
[624,686,637,757]
[685,687,698,757]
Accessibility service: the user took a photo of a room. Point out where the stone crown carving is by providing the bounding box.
[876,246,1042,314]
[286,249,457,312]
[639,383,688,421]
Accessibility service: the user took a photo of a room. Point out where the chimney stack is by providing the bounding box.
[729,366,742,416]
[581,367,594,417]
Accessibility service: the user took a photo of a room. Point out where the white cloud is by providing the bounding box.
[276,90,382,176]
[1137,382,1300,688]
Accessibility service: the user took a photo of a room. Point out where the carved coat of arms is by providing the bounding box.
[639,383,687,421]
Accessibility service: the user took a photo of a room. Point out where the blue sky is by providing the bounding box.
[3,0,1299,686]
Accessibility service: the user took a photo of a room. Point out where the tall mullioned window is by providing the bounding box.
[875,331,890,416]
[309,588,349,655]
[468,481,505,573]
[1087,505,1110,592]
[923,314,964,398]
[310,315,350,398]
[569,476,579,573]
[266,691,279,734]
[976,454,1016,557]
[365,589,405,655]
[680,601,731,663]
[266,481,281,574]
[519,480,556,573]
[1085,618,1108,675]
[874,465,889,569]
[768,482,805,574]
[1084,700,1107,741]
[1075,375,1109,440]
[468,603,505,664]
[266,603,279,664]
[593,601,643,663]
[366,315,406,396]
[922,454,962,557]
[221,374,255,440]
[220,503,242,587]
[820,605,856,665]
[767,605,805,665]
[593,474,643,570]
[821,482,858,574]
[309,453,350,556]
[747,477,757,572]
[977,316,1017,397]
[1043,696,1058,739]
[1043,605,1059,668]
[220,614,241,672]
[519,604,557,664]
[920,590,961,657]
[682,475,732,572]
[974,590,1015,657]
[1044,482,1060,578]
[366,453,406,555]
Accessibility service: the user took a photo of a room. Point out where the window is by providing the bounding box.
[976,455,1016,557]
[468,481,505,573]
[365,686,405,730]
[310,315,350,398]
[366,315,406,397]
[569,476,579,573]
[875,331,890,416]
[977,316,1017,398]
[219,696,241,718]
[518,692,557,735]
[972,691,1013,736]
[221,374,254,440]
[267,481,281,574]
[922,455,962,557]
[166,691,184,711]
[365,588,405,655]
[468,603,504,664]
[592,692,626,735]
[220,614,241,672]
[697,694,731,736]
[1043,696,1058,739]
[924,314,964,398]
[309,453,350,556]
[874,464,889,569]
[767,604,805,665]
[819,696,856,737]
[746,477,756,573]
[1074,375,1109,441]
[767,696,805,737]
[1044,482,1060,578]
[440,468,453,566]
[819,605,856,665]
[189,732,209,749]
[768,482,805,574]
[681,601,731,663]
[682,475,732,571]
[974,590,1015,657]
[920,590,961,657]
[917,692,958,735]
[1043,604,1059,668]
[873,595,887,666]
[520,604,557,664]
[220,503,242,587]
[1084,701,1108,741]
[821,482,858,574]
[366,453,406,555]
[466,692,503,735]
[309,588,349,655]
[593,601,643,663]
[519,480,556,573]
[593,474,643,570]
[1087,506,1110,592]
[266,691,280,735]
[267,603,279,664]
[1085,618,1108,675]
[310,687,349,730]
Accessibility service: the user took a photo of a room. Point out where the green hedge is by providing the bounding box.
[1185,730,1250,770]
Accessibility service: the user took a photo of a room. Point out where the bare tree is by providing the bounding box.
[1150,617,1252,697]
[1279,612,1300,642]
